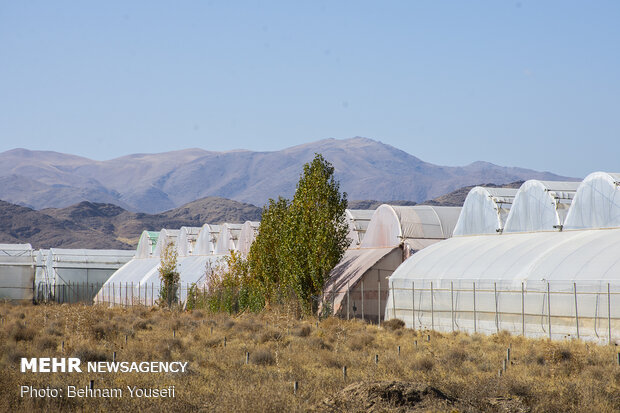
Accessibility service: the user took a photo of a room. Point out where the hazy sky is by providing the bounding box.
[1,1,618,178]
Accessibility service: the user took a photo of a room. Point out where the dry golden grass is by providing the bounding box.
[0,301,618,412]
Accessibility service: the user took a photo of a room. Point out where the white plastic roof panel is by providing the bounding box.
[237,221,260,258]
[135,231,159,259]
[214,223,243,254]
[504,180,580,233]
[178,226,202,256]
[47,249,134,269]
[324,247,399,313]
[453,187,518,236]
[194,224,221,255]
[153,229,180,256]
[360,205,461,248]
[345,209,375,247]
[564,172,620,230]
[389,228,620,285]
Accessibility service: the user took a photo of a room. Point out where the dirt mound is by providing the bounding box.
[316,381,457,412]
[316,381,530,413]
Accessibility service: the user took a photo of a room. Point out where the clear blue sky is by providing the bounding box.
[1,1,618,178]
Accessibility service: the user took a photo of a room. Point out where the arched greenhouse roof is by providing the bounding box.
[504,180,580,233]
[345,209,374,247]
[453,187,518,236]
[360,205,461,249]
[564,172,620,230]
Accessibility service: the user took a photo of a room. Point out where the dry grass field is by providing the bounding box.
[0,301,619,412]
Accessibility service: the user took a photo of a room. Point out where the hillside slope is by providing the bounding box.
[0,138,574,212]
[0,197,261,249]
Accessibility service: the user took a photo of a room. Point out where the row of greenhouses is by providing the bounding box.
[2,171,619,343]
[378,172,620,343]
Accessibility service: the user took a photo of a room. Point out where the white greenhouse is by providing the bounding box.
[237,221,260,258]
[564,172,620,230]
[153,229,180,256]
[323,205,461,321]
[177,226,202,256]
[360,205,462,252]
[0,244,35,301]
[345,209,375,247]
[503,180,579,233]
[135,231,160,258]
[95,254,228,306]
[40,248,134,303]
[453,187,518,236]
[194,224,221,255]
[214,223,243,254]
[384,228,620,343]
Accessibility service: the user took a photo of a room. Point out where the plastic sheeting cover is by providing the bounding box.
[504,180,580,233]
[389,228,620,284]
[564,172,620,230]
[47,249,134,268]
[214,223,243,254]
[135,231,159,259]
[178,227,202,256]
[360,205,461,248]
[345,209,374,247]
[0,244,34,300]
[153,229,180,256]
[323,247,398,314]
[194,224,221,255]
[237,221,260,258]
[453,187,518,236]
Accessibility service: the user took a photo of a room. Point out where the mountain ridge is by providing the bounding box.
[0,137,575,213]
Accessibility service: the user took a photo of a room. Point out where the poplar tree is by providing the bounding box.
[284,154,349,312]
[248,154,349,313]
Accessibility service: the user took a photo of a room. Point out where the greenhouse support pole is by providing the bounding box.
[608,283,612,345]
[151,283,154,306]
[131,282,134,307]
[112,282,115,307]
[378,278,381,327]
[494,282,499,333]
[411,281,415,330]
[361,280,364,321]
[450,281,455,332]
[347,281,350,321]
[392,280,396,320]
[521,282,525,336]
[430,282,434,331]
[473,282,477,333]
[547,282,552,340]
[574,283,580,339]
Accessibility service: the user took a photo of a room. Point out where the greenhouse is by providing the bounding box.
[360,205,461,253]
[322,247,401,322]
[0,244,35,301]
[95,254,227,306]
[177,226,202,256]
[153,229,180,256]
[453,187,518,236]
[40,248,134,303]
[194,224,221,255]
[564,172,620,230]
[237,221,260,258]
[214,223,243,254]
[503,180,579,233]
[345,209,375,247]
[135,231,160,258]
[384,228,620,343]
[324,205,461,320]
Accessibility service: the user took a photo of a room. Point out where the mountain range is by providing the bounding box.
[0,197,261,249]
[0,137,573,213]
